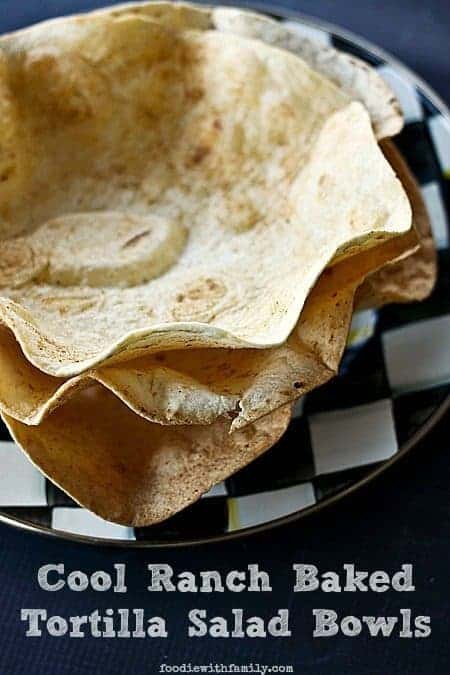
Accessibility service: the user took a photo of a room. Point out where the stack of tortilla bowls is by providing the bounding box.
[0,3,436,526]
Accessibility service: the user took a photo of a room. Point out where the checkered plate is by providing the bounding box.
[0,3,448,546]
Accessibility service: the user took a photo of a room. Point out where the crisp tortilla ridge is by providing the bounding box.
[0,230,418,430]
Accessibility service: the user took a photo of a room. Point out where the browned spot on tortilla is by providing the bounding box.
[186,277,224,300]
[172,277,227,322]
[0,165,15,182]
[184,86,204,102]
[42,293,102,316]
[0,238,45,288]
[121,229,151,249]
[186,144,211,167]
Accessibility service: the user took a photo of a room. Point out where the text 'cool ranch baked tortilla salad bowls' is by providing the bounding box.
[0,3,436,529]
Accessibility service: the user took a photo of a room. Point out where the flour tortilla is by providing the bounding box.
[93,6,429,304]
[91,2,403,140]
[0,140,427,430]
[0,13,411,376]
[356,140,436,307]
[0,228,418,430]
[0,225,416,527]
[3,391,291,526]
[6,2,403,140]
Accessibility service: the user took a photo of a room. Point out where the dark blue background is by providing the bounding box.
[0,2,449,673]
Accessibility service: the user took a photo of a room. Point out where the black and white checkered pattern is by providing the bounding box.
[0,10,448,544]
